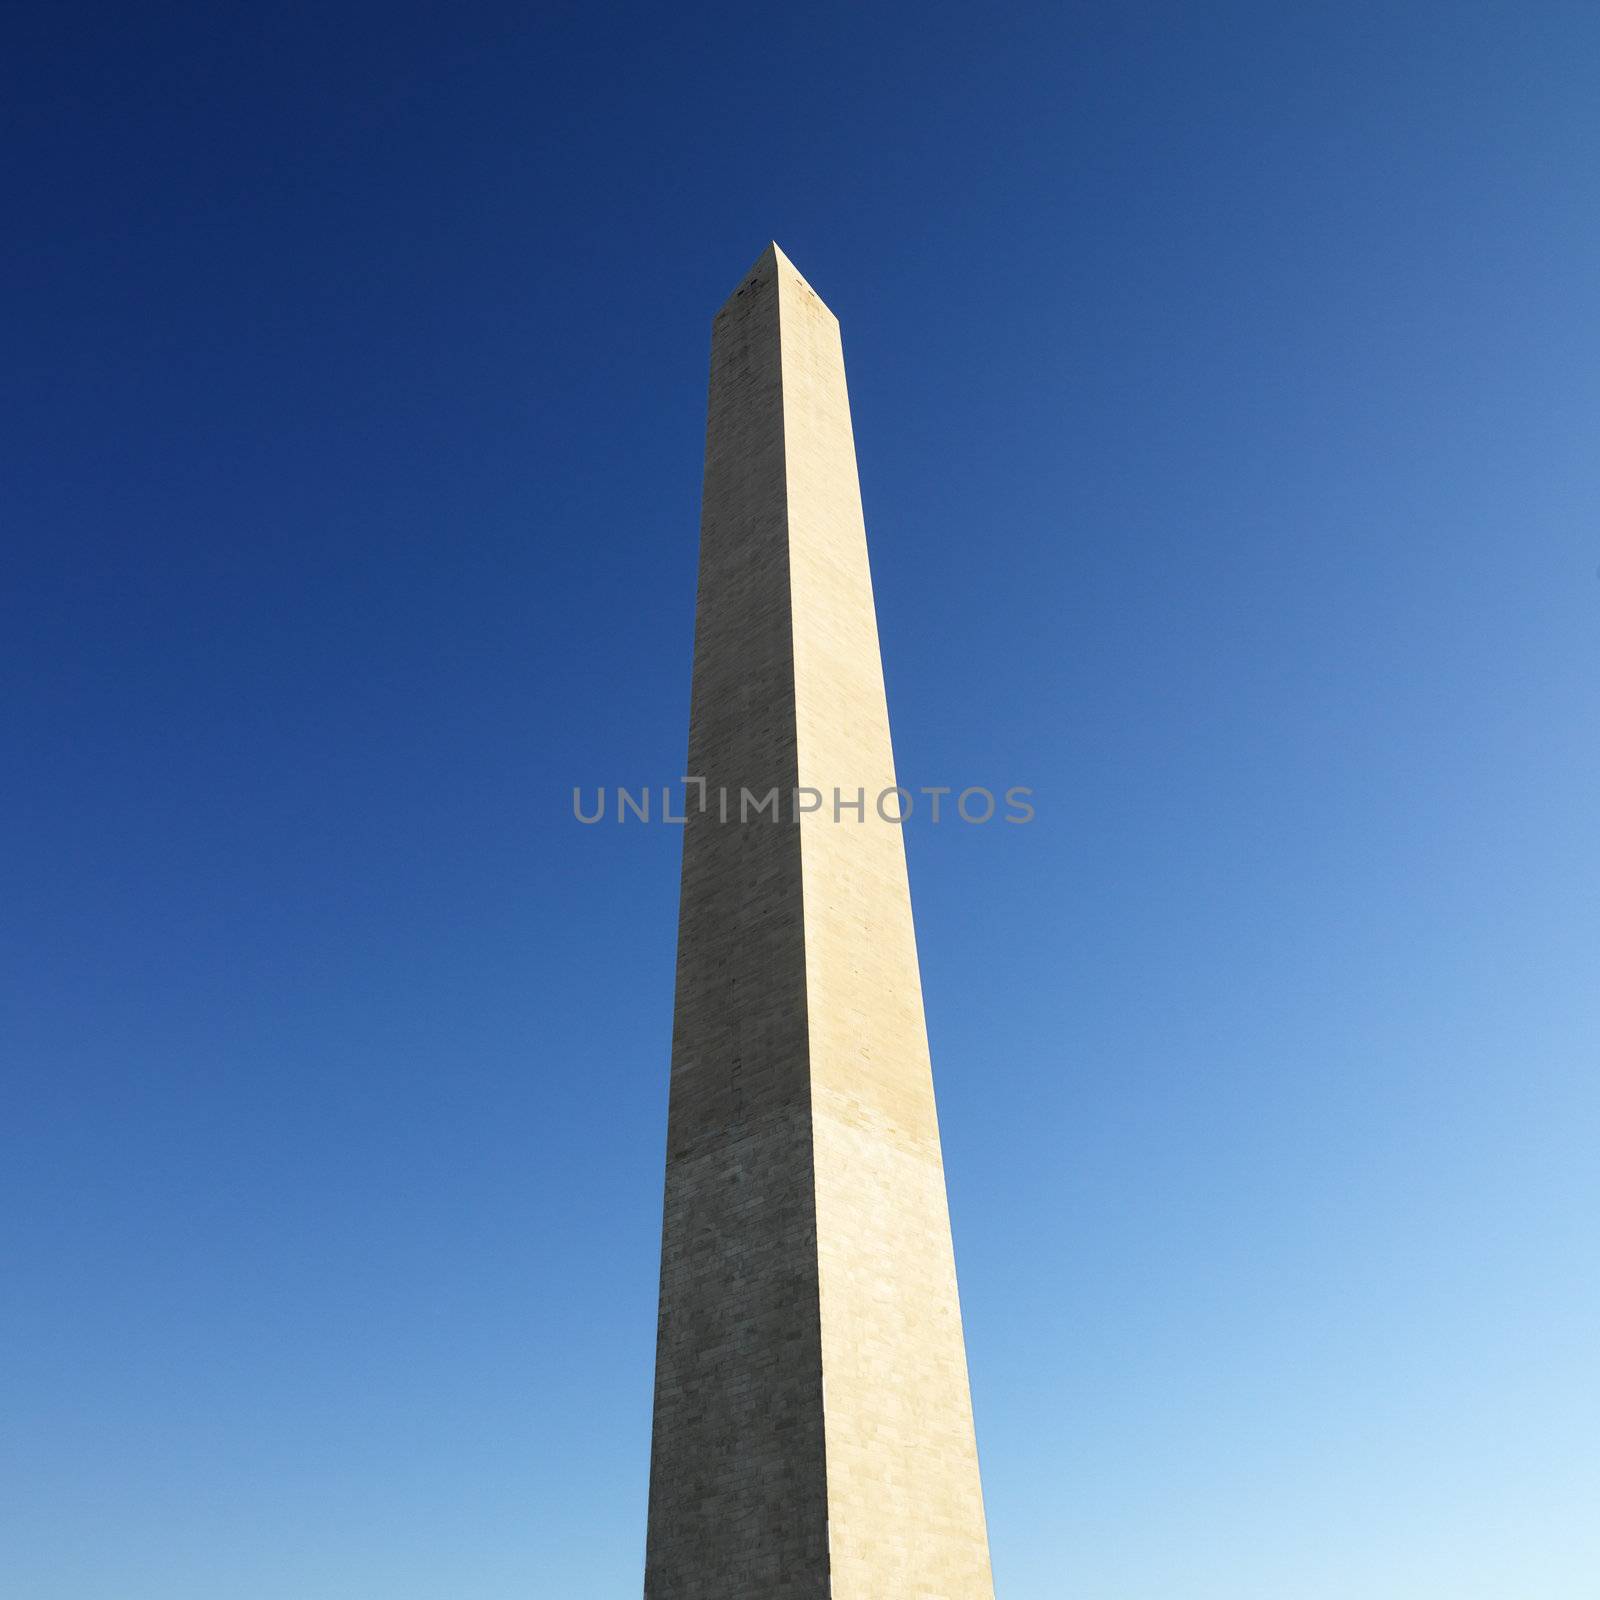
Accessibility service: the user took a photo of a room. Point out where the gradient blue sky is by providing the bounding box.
[4,3,1597,1596]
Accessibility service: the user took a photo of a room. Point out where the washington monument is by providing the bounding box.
[645,245,995,1598]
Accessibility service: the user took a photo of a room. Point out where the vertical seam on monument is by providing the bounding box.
[775,245,833,1595]
[778,244,842,1594]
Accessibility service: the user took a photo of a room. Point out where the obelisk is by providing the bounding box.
[645,244,994,1599]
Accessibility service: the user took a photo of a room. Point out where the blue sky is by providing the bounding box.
[3,3,1597,1596]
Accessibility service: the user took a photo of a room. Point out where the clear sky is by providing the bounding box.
[4,3,1597,1596]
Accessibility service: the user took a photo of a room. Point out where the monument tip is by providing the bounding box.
[716,241,833,319]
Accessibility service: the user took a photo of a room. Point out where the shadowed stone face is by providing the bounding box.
[645,245,994,1600]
